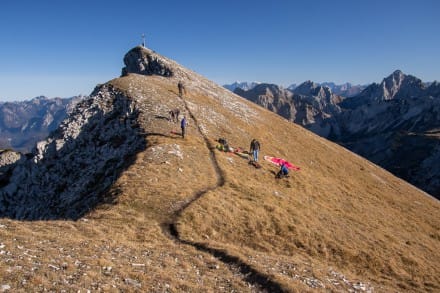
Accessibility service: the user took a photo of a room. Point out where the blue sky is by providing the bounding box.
[0,0,439,101]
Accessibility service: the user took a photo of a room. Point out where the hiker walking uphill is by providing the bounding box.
[169,108,180,123]
[180,116,188,138]
[249,139,260,162]
[178,81,186,97]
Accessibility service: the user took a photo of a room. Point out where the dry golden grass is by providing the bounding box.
[1,72,439,292]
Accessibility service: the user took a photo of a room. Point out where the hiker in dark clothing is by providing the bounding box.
[249,139,260,162]
[178,81,186,97]
[169,110,175,122]
[174,109,180,122]
[181,116,187,138]
[276,162,289,179]
[169,108,180,123]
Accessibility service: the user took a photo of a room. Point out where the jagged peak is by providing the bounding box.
[382,69,423,85]
[391,69,404,76]
[383,69,405,85]
[379,70,424,100]
[253,83,283,91]
[293,80,334,97]
[301,80,318,88]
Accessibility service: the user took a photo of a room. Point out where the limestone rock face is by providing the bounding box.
[235,82,343,138]
[121,46,174,77]
[0,85,145,220]
[0,150,22,171]
[341,70,426,109]
[0,150,23,186]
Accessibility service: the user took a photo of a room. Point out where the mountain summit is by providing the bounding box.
[381,70,421,98]
[0,47,439,292]
[343,70,426,109]
[121,46,174,77]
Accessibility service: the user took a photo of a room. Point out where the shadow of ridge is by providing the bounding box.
[184,237,286,293]
[143,132,181,140]
[0,90,147,221]
[154,115,170,121]
[165,223,286,292]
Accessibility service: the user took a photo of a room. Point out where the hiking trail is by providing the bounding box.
[159,93,287,293]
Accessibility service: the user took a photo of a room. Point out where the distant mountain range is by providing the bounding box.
[0,96,84,153]
[318,82,368,97]
[223,81,261,92]
[225,81,367,98]
[232,70,440,198]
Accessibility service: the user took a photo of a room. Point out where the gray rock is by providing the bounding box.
[0,85,145,220]
[0,150,23,188]
[121,46,174,77]
[234,82,343,137]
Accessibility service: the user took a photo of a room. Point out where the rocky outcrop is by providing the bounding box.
[341,70,426,108]
[121,46,174,77]
[0,150,22,167]
[234,84,292,114]
[0,85,145,220]
[235,82,343,137]
[428,81,440,97]
[0,150,23,186]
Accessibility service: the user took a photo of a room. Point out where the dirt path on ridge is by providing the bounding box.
[157,93,288,293]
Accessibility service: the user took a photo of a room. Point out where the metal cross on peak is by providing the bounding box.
[141,34,146,47]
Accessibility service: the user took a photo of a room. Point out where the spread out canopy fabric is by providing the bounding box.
[264,155,300,171]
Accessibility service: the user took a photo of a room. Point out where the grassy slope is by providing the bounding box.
[0,72,439,292]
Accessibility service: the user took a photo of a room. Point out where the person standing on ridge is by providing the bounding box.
[178,81,186,97]
[181,116,187,138]
[249,139,260,162]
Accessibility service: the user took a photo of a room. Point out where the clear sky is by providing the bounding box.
[0,0,439,101]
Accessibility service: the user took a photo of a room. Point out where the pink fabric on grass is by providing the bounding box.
[264,156,300,170]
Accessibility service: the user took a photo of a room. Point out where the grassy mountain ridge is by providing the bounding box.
[0,48,439,292]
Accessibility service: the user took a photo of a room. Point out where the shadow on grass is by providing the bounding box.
[169,222,285,293]
[143,132,182,140]
[154,115,170,121]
